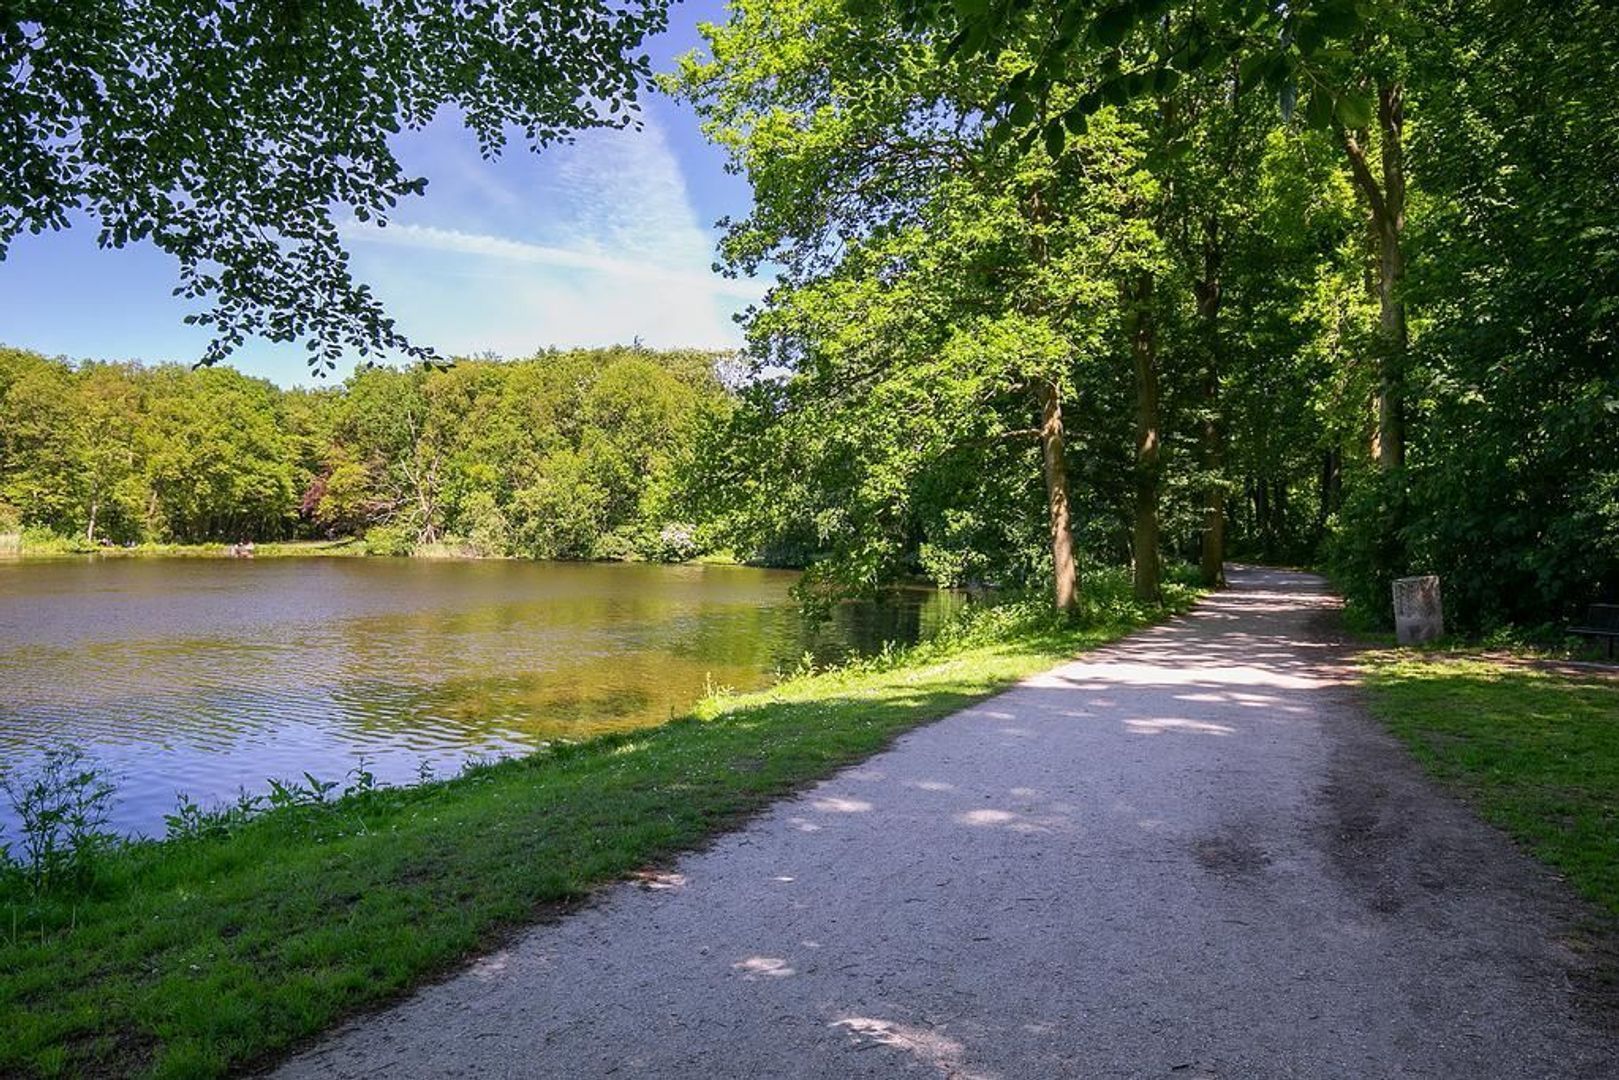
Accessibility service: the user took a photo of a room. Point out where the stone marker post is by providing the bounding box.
[1393,575,1444,645]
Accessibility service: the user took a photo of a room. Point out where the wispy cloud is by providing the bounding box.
[339,220,765,301]
[335,109,761,356]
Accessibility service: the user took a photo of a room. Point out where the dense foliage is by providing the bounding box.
[0,346,728,560]
[2,1,1614,634]
[2,0,665,369]
[668,0,1618,632]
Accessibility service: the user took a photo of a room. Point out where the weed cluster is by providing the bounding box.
[5,750,426,887]
[0,746,118,896]
[0,576,1201,1076]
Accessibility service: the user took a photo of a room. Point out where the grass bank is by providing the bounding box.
[4,533,744,566]
[6,535,369,559]
[0,572,1199,1078]
[1360,653,1619,918]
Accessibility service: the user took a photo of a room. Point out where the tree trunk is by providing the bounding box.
[1274,478,1289,551]
[1023,183,1079,614]
[1342,80,1409,471]
[1252,477,1269,557]
[1034,379,1078,614]
[1193,230,1225,588]
[1372,215,1407,470]
[1198,416,1224,585]
[1318,446,1342,530]
[85,490,99,545]
[1129,273,1162,602]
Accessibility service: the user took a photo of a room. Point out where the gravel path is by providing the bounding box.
[277,568,1613,1078]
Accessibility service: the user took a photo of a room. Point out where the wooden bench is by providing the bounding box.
[1570,603,1619,660]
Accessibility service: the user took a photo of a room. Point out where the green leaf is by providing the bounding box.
[1237,50,1270,88]
[1305,87,1335,130]
[1043,118,1066,158]
[1336,91,1373,129]
[1200,41,1231,72]
[1312,1,1363,40]
[1263,52,1295,91]
[1092,5,1135,48]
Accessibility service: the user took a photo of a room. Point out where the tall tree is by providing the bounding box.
[672,0,1094,609]
[76,362,145,543]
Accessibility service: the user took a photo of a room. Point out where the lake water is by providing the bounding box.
[0,558,961,837]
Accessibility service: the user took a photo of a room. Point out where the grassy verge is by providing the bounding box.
[6,535,750,567]
[8,536,369,559]
[1360,652,1619,918]
[0,573,1199,1078]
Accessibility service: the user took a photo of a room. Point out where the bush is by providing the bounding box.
[362,522,416,557]
[457,490,511,557]
[637,521,700,563]
[588,527,638,562]
[17,525,88,555]
[511,455,611,559]
[1325,470,1410,629]
[0,746,119,895]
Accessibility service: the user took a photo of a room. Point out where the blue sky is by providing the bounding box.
[0,0,755,387]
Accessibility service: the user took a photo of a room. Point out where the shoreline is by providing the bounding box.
[0,576,1200,1077]
[0,536,753,567]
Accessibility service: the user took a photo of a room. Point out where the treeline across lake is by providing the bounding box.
[8,0,1619,638]
[0,345,729,561]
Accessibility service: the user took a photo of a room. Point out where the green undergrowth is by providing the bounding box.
[1360,653,1619,919]
[7,534,369,559]
[0,570,1199,1078]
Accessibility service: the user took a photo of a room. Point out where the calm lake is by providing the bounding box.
[0,558,961,837]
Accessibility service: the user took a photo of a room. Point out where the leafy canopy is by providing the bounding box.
[880,0,1384,155]
[2,0,667,370]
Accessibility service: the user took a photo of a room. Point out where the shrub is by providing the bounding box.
[0,746,119,895]
[362,522,416,557]
[638,521,699,563]
[1325,470,1410,629]
[589,527,638,562]
[457,490,511,557]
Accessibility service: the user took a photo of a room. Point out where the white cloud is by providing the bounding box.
[339,112,763,356]
[340,221,764,302]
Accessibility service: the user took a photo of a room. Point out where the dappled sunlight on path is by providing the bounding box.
[278,567,1610,1079]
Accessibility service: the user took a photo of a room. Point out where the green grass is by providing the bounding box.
[10,536,369,559]
[1360,653,1619,918]
[0,573,1198,1078]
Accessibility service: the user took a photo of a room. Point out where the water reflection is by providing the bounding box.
[0,558,960,836]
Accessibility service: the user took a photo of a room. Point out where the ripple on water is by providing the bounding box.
[0,558,962,836]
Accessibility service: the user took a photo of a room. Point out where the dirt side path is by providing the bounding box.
[276,568,1613,1079]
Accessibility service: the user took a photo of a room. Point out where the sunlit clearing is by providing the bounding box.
[469,952,509,980]
[1122,717,1235,736]
[733,956,794,978]
[832,1017,973,1073]
[956,808,1017,826]
[812,796,873,813]
[631,869,686,890]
